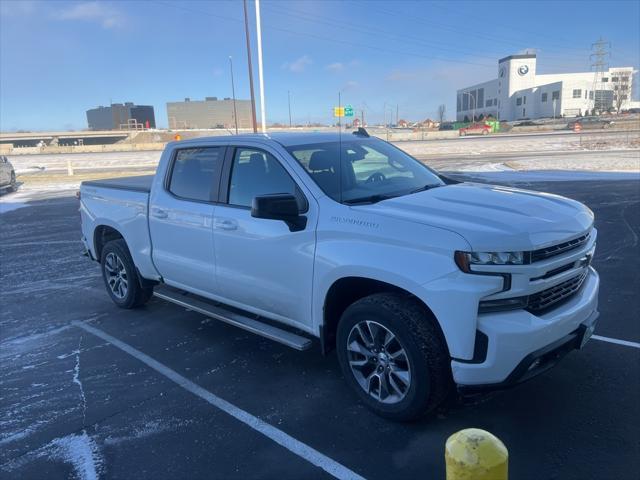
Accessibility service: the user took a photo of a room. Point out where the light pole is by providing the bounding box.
[255,0,266,133]
[229,56,238,134]
[242,0,257,133]
[463,91,476,123]
[288,90,292,128]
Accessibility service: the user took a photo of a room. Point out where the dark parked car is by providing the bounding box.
[567,117,614,130]
[514,120,540,127]
[438,123,454,131]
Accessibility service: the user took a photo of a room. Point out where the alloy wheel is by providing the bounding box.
[346,320,411,404]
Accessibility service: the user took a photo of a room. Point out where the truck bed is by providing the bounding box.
[82,175,153,193]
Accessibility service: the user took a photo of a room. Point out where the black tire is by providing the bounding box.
[100,239,153,309]
[336,293,451,421]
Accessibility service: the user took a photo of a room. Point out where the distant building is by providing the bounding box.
[456,53,637,121]
[166,97,253,129]
[86,103,156,130]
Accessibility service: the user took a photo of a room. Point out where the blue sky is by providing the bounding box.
[1,0,639,131]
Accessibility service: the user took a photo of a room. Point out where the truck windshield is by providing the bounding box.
[285,138,444,204]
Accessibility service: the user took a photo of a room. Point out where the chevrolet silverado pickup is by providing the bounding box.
[79,130,599,420]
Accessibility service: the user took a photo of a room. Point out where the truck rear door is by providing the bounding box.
[148,146,225,295]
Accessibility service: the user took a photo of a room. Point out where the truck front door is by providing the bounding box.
[149,146,225,295]
[212,146,316,330]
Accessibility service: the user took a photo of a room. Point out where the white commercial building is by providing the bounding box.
[456,53,636,121]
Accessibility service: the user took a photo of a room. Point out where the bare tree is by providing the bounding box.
[437,104,446,124]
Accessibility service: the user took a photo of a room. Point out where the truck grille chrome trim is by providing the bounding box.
[530,231,591,263]
[526,271,588,313]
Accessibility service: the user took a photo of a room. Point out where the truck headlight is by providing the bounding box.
[455,251,524,272]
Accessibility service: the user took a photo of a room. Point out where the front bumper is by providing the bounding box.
[452,266,599,387]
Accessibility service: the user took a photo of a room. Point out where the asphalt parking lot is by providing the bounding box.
[1,176,639,480]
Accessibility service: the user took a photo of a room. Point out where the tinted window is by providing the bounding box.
[286,138,443,203]
[169,147,222,202]
[228,148,298,208]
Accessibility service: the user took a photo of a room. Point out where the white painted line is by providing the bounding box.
[592,335,640,349]
[72,321,365,480]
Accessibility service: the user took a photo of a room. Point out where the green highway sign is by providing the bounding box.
[344,105,354,117]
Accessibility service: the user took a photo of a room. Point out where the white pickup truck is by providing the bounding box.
[80,130,599,420]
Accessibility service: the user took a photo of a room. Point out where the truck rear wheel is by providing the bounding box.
[100,239,153,309]
[336,293,451,421]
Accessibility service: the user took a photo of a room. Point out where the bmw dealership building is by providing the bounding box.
[456,53,636,121]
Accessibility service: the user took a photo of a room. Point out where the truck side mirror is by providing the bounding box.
[251,194,307,232]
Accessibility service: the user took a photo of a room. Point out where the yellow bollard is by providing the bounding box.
[445,428,508,480]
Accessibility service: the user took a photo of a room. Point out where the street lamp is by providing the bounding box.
[462,91,476,123]
[229,56,238,134]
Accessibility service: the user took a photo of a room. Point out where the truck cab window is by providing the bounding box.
[228,148,299,208]
[169,147,222,202]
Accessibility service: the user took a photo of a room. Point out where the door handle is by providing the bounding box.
[216,219,238,231]
[151,208,168,219]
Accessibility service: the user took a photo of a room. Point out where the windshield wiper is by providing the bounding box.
[343,194,397,205]
[409,184,443,194]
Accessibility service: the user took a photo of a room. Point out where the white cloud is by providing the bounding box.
[283,55,312,73]
[342,80,359,91]
[326,62,344,72]
[0,0,38,17]
[56,1,126,29]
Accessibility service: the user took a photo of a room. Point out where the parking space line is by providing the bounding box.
[592,335,640,349]
[72,321,366,480]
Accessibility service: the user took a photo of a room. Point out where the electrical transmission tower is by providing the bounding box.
[590,37,611,114]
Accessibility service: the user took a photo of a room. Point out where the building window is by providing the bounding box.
[602,77,609,82]
[523,96,526,104]
[516,97,522,106]
[541,92,548,102]
[522,108,526,117]
[621,84,629,90]
[620,94,628,100]
[462,93,469,111]
[485,99,492,107]
[476,88,484,110]
[611,77,619,82]
[457,94,461,112]
[572,89,582,98]
[589,91,594,100]
[552,91,560,100]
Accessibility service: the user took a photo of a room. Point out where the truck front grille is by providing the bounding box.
[530,231,591,263]
[526,271,588,314]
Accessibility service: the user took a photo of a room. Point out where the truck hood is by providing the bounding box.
[355,183,594,251]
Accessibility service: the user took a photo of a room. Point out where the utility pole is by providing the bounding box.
[255,0,266,133]
[288,90,292,128]
[590,37,611,114]
[396,104,399,127]
[242,0,257,133]
[229,56,238,134]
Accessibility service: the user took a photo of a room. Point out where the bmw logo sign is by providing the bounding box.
[518,65,529,76]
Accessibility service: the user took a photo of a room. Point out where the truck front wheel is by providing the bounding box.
[100,239,153,309]
[336,293,451,421]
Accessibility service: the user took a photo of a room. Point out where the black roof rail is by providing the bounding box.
[352,127,370,138]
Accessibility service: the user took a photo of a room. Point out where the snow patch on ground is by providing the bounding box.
[48,432,103,480]
[447,170,640,182]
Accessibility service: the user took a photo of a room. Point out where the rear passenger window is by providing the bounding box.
[169,147,223,202]
[228,148,300,208]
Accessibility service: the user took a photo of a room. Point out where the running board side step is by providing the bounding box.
[153,287,313,351]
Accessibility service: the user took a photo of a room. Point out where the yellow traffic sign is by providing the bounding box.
[334,107,345,117]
